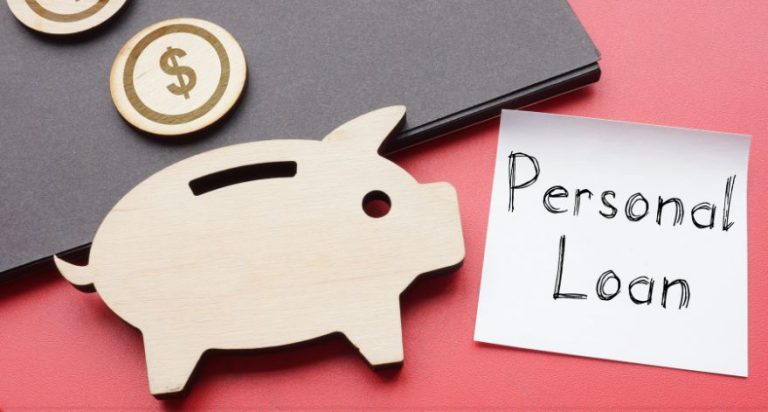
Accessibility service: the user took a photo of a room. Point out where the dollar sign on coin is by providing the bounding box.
[160,47,197,100]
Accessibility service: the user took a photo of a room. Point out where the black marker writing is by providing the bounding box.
[507,151,540,212]
[662,278,691,309]
[691,202,716,229]
[600,191,617,218]
[595,270,620,301]
[550,235,690,309]
[552,235,587,300]
[503,151,738,232]
[628,276,654,305]
[574,189,593,216]
[723,175,736,231]
[657,197,684,226]
[543,186,569,214]
[625,193,649,222]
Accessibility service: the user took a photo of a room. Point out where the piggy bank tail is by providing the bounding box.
[54,255,95,291]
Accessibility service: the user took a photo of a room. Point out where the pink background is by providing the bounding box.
[1,0,767,409]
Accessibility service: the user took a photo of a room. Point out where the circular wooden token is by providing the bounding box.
[7,0,127,35]
[110,18,247,136]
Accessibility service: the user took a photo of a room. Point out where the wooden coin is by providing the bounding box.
[7,0,127,35]
[110,18,247,136]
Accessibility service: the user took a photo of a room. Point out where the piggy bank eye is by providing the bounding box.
[362,190,391,218]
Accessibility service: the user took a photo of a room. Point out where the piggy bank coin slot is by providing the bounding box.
[188,161,297,196]
[362,190,391,218]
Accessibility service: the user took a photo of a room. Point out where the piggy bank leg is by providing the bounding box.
[142,334,203,397]
[344,304,404,367]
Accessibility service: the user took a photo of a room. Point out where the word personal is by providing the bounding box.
[506,151,737,231]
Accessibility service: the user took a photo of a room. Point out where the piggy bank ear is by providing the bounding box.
[323,106,406,154]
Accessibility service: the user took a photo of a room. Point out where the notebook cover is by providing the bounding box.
[0,0,600,278]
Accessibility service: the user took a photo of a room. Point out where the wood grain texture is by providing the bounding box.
[110,18,247,136]
[54,106,466,397]
[7,0,126,35]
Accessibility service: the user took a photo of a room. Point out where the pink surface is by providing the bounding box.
[1,1,767,409]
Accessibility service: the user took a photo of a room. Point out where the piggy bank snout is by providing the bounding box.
[419,182,465,269]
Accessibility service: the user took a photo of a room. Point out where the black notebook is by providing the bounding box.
[0,0,600,277]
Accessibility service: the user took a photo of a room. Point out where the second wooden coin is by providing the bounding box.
[110,18,247,136]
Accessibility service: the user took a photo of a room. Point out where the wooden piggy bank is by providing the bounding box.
[55,106,465,397]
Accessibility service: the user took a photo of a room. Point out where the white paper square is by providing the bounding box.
[474,110,750,376]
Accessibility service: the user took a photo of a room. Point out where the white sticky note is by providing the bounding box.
[474,110,750,376]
